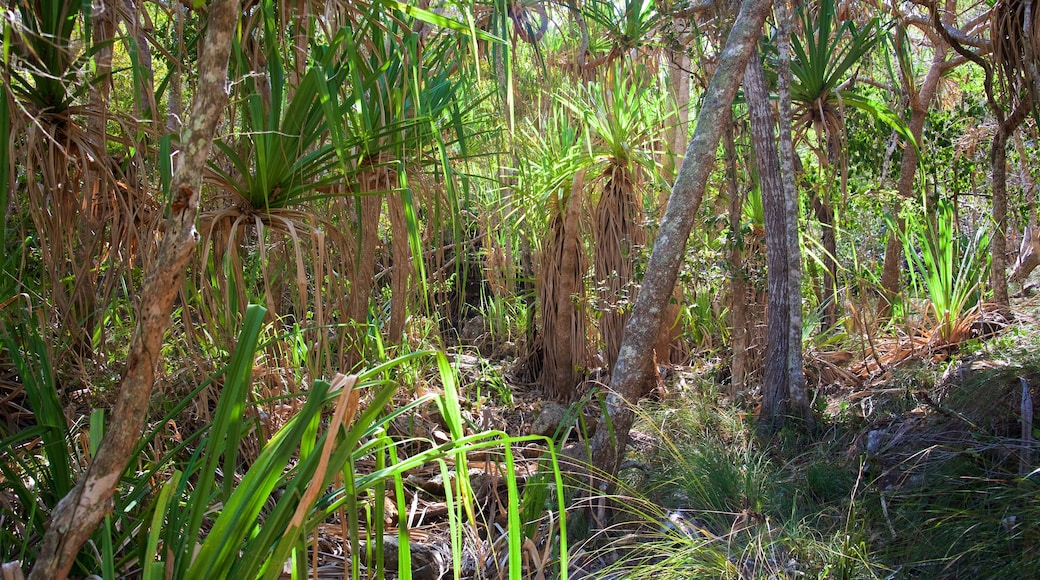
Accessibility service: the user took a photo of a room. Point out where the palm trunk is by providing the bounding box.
[388,186,413,343]
[539,170,589,401]
[346,165,388,369]
[595,164,644,374]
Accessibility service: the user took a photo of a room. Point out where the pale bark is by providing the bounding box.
[28,2,240,577]
[590,0,773,479]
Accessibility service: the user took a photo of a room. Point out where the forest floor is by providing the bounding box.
[345,292,1040,579]
[9,294,1040,579]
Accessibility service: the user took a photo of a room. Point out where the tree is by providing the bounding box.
[589,0,774,480]
[934,0,1034,314]
[28,1,240,576]
[879,0,971,317]
[744,19,813,434]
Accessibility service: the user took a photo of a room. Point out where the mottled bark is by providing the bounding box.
[589,0,772,479]
[777,0,810,430]
[27,2,240,577]
[745,47,812,434]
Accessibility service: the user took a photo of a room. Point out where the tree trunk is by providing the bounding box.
[589,0,772,480]
[122,0,157,121]
[28,2,240,577]
[724,121,748,396]
[745,47,812,434]
[777,0,810,430]
[991,128,1012,310]
[813,195,839,330]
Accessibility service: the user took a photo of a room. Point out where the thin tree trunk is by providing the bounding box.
[28,2,239,577]
[123,0,157,121]
[166,1,184,135]
[724,121,748,395]
[745,47,812,433]
[991,128,1012,310]
[776,0,811,431]
[589,0,772,480]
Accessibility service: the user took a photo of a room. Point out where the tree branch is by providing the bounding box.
[27,1,240,577]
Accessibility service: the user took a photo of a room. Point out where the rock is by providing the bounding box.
[363,534,445,580]
[530,402,569,438]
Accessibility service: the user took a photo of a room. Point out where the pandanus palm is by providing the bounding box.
[787,0,882,330]
[561,69,661,375]
[333,9,473,368]
[7,1,151,356]
[520,106,591,401]
[199,1,356,376]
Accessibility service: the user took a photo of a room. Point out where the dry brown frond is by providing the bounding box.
[536,170,589,401]
[594,163,645,374]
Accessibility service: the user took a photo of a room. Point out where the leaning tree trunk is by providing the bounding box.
[745,47,812,434]
[27,2,240,577]
[595,163,644,374]
[589,0,773,481]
